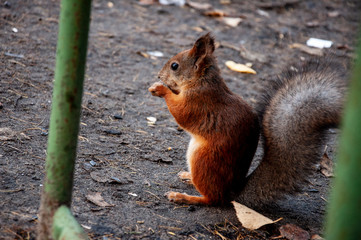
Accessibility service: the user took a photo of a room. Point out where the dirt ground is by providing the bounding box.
[1,0,360,239]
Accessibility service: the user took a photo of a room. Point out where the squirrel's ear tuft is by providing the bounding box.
[189,33,215,69]
[190,33,215,58]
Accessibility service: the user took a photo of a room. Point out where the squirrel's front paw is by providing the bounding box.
[165,191,187,203]
[149,82,167,97]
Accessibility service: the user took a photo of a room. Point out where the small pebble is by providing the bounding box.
[83,163,92,170]
[113,114,123,120]
[40,130,48,136]
[89,160,97,166]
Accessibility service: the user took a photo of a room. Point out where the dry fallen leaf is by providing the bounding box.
[320,152,334,177]
[232,201,275,230]
[279,224,310,240]
[222,17,242,27]
[203,9,226,17]
[306,20,320,28]
[225,61,257,74]
[220,0,231,4]
[187,1,212,10]
[0,128,30,141]
[328,11,340,18]
[147,51,164,57]
[86,192,114,207]
[147,116,157,125]
[290,43,323,56]
[0,127,16,141]
[138,0,157,5]
[192,26,204,32]
[90,171,108,183]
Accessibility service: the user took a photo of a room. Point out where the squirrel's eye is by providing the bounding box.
[171,62,179,71]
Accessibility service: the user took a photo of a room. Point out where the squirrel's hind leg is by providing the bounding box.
[166,191,211,205]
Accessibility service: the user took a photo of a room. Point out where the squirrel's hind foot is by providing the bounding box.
[165,191,210,205]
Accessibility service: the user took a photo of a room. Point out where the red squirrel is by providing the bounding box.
[149,33,347,207]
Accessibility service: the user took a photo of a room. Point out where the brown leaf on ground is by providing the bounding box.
[320,152,334,177]
[279,224,310,240]
[0,128,16,141]
[203,9,226,17]
[0,127,30,141]
[86,192,115,207]
[187,1,212,10]
[232,201,275,230]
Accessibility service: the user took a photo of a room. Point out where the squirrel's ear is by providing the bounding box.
[189,33,215,68]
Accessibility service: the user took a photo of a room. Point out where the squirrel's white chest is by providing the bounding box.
[186,135,201,172]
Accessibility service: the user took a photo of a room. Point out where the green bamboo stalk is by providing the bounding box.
[37,0,92,239]
[53,206,88,240]
[325,37,361,239]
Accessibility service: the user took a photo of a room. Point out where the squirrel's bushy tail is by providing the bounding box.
[238,58,349,207]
